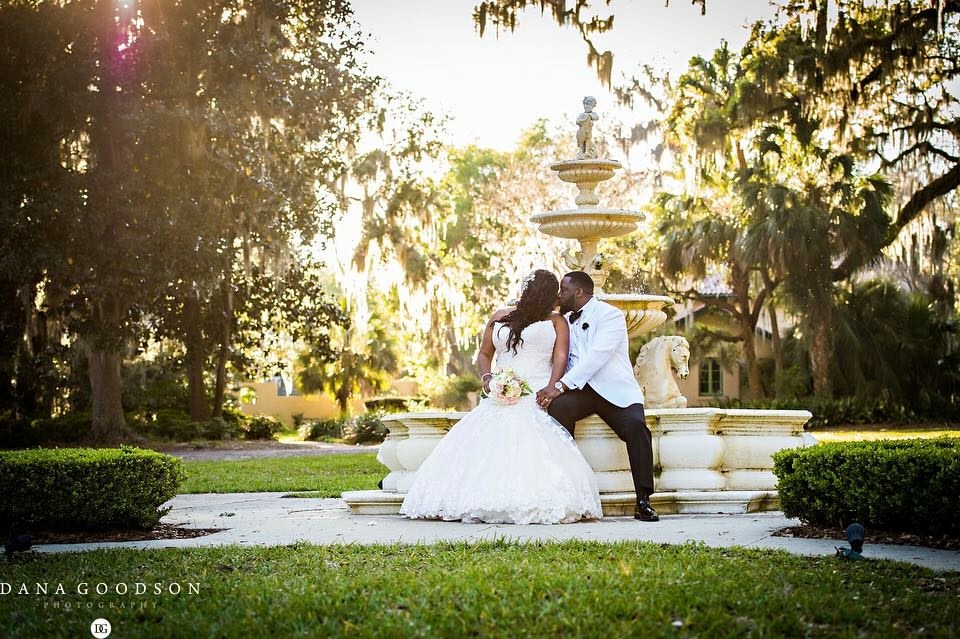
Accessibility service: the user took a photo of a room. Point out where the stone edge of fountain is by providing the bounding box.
[346,407,813,516]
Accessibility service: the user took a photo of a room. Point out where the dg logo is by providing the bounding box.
[90,618,112,638]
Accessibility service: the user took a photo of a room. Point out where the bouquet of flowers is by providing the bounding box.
[483,368,533,405]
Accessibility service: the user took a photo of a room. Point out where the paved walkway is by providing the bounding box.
[36,493,960,572]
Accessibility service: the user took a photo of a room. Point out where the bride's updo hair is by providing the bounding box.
[498,269,559,354]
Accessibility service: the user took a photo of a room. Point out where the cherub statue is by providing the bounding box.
[576,96,599,160]
[561,247,608,289]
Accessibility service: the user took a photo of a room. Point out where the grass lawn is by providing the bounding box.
[3,541,958,638]
[180,453,382,495]
[811,425,960,443]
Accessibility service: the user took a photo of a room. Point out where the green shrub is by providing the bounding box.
[1,411,109,447]
[202,417,244,440]
[0,446,185,529]
[243,415,283,440]
[31,411,93,443]
[301,417,349,441]
[121,356,188,412]
[139,409,204,440]
[363,396,428,413]
[773,438,960,534]
[219,405,247,426]
[433,374,482,410]
[133,410,244,441]
[713,396,929,428]
[344,412,387,445]
[0,411,37,448]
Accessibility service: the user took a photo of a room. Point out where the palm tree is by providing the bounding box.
[655,188,773,398]
[296,321,398,415]
[739,128,892,397]
[831,279,960,409]
[653,43,779,397]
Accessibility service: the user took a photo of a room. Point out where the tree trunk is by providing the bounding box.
[86,346,132,443]
[732,264,764,397]
[84,3,139,444]
[213,342,228,418]
[809,302,833,397]
[0,279,26,413]
[768,302,783,377]
[741,326,764,398]
[212,270,233,418]
[184,295,210,421]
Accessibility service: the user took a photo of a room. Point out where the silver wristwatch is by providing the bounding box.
[554,381,566,393]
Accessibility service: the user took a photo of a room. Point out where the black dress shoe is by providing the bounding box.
[634,499,659,522]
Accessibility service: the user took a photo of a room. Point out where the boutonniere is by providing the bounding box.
[581,323,590,330]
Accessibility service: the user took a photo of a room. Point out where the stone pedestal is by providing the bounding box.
[717,409,810,491]
[390,414,454,493]
[375,421,407,492]
[654,409,726,491]
[343,407,813,516]
[574,418,635,493]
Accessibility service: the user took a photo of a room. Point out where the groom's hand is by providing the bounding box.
[536,386,563,408]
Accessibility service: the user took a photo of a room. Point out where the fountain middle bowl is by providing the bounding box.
[531,207,644,240]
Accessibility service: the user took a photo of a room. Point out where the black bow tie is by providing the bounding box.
[569,309,583,324]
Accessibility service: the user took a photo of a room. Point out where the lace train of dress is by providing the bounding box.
[399,320,602,524]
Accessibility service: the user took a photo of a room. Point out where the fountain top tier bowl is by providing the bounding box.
[550,158,622,184]
[548,158,625,208]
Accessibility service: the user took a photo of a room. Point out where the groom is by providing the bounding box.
[536,271,659,522]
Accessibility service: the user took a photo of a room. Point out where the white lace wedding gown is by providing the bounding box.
[399,320,602,524]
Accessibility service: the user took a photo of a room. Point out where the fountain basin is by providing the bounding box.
[597,293,675,338]
[530,207,644,240]
[342,407,813,516]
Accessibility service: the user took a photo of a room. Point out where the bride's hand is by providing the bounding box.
[535,386,551,407]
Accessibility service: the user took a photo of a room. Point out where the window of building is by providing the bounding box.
[699,358,722,396]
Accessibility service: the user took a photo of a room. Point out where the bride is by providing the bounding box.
[400,269,602,524]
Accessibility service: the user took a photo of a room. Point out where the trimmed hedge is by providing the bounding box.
[0,447,185,529]
[713,396,933,428]
[773,438,960,534]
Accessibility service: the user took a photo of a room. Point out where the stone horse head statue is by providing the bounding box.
[633,335,690,409]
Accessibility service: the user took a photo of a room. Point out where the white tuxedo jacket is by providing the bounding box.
[560,297,645,408]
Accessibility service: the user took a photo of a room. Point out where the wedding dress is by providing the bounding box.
[399,319,602,524]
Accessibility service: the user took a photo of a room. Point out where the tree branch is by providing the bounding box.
[845,3,960,95]
[748,282,773,327]
[676,287,741,316]
[882,140,960,167]
[832,161,960,281]
[893,161,960,232]
[892,118,960,137]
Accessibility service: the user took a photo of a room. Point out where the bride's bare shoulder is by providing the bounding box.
[488,308,512,324]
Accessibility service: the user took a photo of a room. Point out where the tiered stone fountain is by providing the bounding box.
[343,97,813,516]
